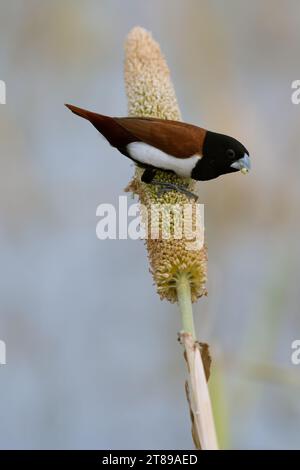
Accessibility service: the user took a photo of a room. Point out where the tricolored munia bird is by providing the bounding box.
[65,104,250,199]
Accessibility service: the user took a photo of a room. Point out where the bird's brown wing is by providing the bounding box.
[114,117,206,158]
[65,105,206,158]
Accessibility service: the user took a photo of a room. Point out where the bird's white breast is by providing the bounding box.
[127,142,201,178]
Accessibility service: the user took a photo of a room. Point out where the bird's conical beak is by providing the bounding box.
[230,153,251,174]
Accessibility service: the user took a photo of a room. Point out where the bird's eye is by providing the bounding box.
[226,149,235,159]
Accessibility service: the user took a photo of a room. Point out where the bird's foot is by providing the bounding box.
[151,180,198,201]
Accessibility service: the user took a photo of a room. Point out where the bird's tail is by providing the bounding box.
[65,104,131,148]
[65,103,108,123]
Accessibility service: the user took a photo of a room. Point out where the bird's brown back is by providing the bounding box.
[65,104,207,158]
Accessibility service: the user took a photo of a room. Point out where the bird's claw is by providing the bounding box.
[151,180,198,201]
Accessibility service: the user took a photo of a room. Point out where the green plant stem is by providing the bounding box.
[177,273,219,450]
[176,273,196,339]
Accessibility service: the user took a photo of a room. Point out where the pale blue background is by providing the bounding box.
[1,0,300,449]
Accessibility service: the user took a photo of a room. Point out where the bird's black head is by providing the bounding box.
[191,131,250,181]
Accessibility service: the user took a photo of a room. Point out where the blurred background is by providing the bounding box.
[0,0,300,450]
